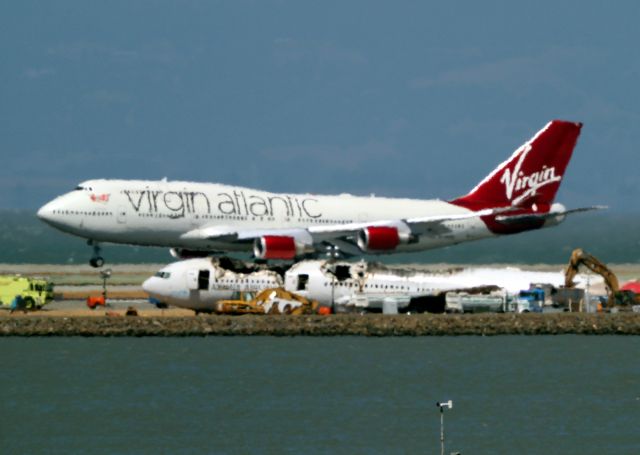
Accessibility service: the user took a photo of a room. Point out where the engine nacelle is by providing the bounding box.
[253,235,310,260]
[357,226,410,252]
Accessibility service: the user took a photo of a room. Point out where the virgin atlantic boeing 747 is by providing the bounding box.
[37,120,601,267]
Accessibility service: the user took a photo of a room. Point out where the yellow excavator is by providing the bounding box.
[564,248,636,308]
[214,288,319,315]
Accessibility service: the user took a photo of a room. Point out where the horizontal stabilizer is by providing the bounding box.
[495,205,606,225]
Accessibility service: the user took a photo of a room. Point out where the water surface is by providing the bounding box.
[2,336,639,454]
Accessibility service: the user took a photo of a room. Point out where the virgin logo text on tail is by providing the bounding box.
[500,144,561,201]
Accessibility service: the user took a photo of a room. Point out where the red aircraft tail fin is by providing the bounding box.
[450,120,582,211]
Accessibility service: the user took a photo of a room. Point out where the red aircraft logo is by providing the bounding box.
[90,193,110,203]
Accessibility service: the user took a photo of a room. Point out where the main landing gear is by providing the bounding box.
[88,240,105,268]
[324,244,344,259]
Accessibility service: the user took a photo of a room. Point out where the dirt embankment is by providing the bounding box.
[1,313,640,336]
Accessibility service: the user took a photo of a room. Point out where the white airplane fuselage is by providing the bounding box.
[38,179,502,253]
[142,257,599,312]
[37,120,588,264]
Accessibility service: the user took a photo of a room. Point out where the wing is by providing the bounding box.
[177,207,499,259]
[178,205,604,258]
[307,207,498,239]
[180,225,313,244]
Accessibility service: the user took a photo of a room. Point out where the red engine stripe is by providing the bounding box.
[262,236,297,260]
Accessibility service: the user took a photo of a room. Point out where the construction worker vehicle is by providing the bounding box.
[564,248,638,309]
[0,275,54,311]
[214,288,319,315]
[512,288,545,313]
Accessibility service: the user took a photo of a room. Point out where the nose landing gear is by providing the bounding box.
[90,257,105,268]
[88,240,105,268]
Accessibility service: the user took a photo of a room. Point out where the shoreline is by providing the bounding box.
[2,313,640,336]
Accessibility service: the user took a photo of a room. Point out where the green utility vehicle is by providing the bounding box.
[0,275,54,310]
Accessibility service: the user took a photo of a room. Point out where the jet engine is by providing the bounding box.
[357,226,411,252]
[253,235,311,260]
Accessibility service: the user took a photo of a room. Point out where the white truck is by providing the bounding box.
[445,291,507,313]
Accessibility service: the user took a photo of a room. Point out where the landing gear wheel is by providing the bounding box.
[23,297,35,312]
[90,257,105,268]
[88,240,104,267]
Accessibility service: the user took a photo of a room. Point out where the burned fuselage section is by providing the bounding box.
[284,260,464,313]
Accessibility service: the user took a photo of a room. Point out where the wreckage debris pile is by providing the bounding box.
[2,314,640,336]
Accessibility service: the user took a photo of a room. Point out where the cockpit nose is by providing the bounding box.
[143,270,175,303]
[142,277,155,295]
[36,192,81,233]
[37,200,56,224]
[142,276,168,299]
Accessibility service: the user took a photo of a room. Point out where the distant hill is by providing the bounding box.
[0,210,170,264]
[0,210,638,265]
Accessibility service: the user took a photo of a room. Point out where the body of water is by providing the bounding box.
[2,336,639,454]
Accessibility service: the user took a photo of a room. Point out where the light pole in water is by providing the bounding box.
[100,268,112,305]
[436,400,453,455]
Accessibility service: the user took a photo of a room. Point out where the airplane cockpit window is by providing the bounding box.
[154,271,171,279]
[74,185,93,191]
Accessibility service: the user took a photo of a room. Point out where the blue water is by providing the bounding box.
[1,336,639,454]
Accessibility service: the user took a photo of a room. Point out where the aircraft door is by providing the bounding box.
[187,269,210,291]
[198,270,210,291]
[117,206,127,224]
[186,269,199,290]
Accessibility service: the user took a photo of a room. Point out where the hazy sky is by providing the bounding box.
[2,1,639,211]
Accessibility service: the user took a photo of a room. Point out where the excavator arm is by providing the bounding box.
[564,248,620,308]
